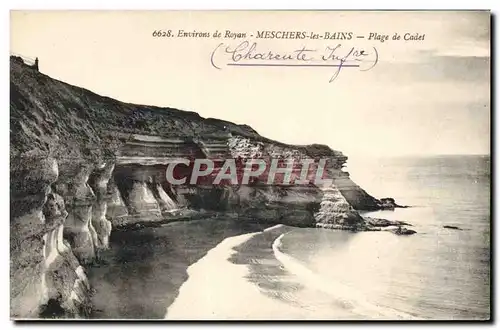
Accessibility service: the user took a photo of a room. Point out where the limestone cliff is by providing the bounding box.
[10,57,394,318]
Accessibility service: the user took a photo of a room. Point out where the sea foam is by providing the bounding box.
[272,233,421,320]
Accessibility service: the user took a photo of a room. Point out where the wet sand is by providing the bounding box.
[166,224,357,320]
[87,218,269,319]
[165,225,308,320]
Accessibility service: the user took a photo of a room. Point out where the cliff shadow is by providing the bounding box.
[87,218,268,319]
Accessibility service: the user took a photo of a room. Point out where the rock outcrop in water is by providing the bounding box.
[443,225,463,231]
[10,57,405,318]
[388,226,417,235]
[314,186,364,230]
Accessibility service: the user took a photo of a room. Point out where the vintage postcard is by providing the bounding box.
[10,10,490,320]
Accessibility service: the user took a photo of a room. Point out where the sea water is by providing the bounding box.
[167,155,490,320]
[274,155,491,320]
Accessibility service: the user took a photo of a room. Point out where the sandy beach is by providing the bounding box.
[166,224,360,320]
[88,217,361,320]
[87,218,270,319]
[165,225,307,320]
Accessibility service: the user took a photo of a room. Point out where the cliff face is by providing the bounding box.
[10,154,91,318]
[10,58,387,318]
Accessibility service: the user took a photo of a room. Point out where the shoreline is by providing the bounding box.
[87,217,270,319]
[164,224,316,320]
[87,207,419,320]
[166,224,364,320]
[272,231,420,320]
[88,215,416,320]
[164,231,262,319]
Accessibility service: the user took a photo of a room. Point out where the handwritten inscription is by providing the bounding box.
[149,28,426,82]
[210,41,379,82]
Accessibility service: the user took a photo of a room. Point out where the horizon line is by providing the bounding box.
[346,153,491,158]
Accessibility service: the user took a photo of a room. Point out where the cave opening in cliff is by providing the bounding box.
[112,163,186,216]
[38,297,66,319]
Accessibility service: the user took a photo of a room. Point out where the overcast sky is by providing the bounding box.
[11,11,490,156]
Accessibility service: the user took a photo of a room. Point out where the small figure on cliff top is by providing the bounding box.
[33,57,39,71]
